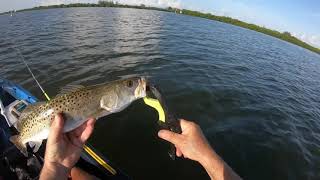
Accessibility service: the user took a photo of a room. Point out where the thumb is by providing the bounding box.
[49,114,64,141]
[158,130,183,146]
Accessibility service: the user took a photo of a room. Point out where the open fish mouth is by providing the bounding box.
[135,77,147,98]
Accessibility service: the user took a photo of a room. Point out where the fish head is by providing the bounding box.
[100,77,147,112]
[119,76,147,99]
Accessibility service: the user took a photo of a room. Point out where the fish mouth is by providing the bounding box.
[135,77,147,98]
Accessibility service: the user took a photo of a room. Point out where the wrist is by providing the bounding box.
[41,162,70,179]
[198,147,216,166]
[199,149,242,180]
[198,148,227,180]
[198,145,225,170]
[197,143,216,164]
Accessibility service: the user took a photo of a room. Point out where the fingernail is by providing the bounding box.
[89,119,96,127]
[54,114,63,126]
[158,130,165,138]
[53,115,58,123]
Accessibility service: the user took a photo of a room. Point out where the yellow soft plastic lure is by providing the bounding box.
[143,86,182,160]
[143,97,165,122]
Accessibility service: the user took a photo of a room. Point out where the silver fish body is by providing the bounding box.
[10,77,147,156]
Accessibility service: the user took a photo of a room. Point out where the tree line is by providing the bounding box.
[1,1,319,54]
[180,9,320,54]
[18,1,168,13]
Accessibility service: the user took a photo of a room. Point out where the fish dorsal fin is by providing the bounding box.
[57,84,85,96]
[20,102,46,119]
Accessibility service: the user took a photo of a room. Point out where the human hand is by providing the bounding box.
[41,114,95,178]
[158,119,213,164]
[158,119,242,180]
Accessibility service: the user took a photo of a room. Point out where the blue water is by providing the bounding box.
[0,7,320,180]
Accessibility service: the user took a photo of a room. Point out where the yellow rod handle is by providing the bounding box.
[84,145,117,175]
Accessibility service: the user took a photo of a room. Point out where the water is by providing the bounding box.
[1,7,320,180]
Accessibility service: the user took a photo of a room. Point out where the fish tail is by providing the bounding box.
[10,135,28,157]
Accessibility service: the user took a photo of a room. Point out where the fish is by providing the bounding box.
[10,77,147,156]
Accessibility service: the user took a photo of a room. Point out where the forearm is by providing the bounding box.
[40,162,70,180]
[199,150,241,180]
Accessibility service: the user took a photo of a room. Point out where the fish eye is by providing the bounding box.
[126,80,133,88]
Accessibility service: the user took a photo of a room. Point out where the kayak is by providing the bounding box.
[0,78,131,180]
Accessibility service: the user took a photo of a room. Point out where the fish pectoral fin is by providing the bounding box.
[100,93,118,112]
[10,135,28,157]
[30,140,43,153]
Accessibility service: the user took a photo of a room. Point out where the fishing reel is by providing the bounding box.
[1,99,29,129]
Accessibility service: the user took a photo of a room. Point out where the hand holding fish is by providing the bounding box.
[158,119,241,180]
[40,114,95,180]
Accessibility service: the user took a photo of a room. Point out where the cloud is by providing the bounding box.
[293,33,320,48]
[117,0,181,8]
[39,0,181,8]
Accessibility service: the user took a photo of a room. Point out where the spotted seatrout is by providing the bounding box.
[10,77,147,156]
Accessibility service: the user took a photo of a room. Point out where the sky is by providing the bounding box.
[1,0,319,48]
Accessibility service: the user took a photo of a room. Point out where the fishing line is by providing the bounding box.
[11,44,51,101]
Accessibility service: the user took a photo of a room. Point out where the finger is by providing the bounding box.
[79,118,95,143]
[49,114,64,142]
[176,147,182,157]
[158,130,183,145]
[179,119,192,130]
[86,118,95,127]
[180,119,199,132]
[68,118,95,147]
[69,118,96,138]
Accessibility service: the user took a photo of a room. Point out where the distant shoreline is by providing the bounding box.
[2,1,319,55]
